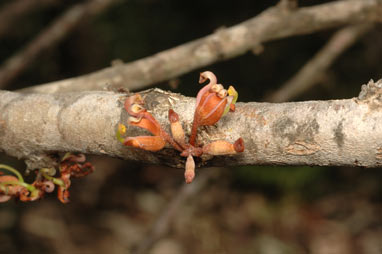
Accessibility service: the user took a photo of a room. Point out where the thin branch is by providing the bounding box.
[0,0,56,38]
[0,0,119,89]
[1,79,382,170]
[266,24,373,102]
[19,0,382,94]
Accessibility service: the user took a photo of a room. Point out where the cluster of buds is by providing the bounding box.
[0,153,94,203]
[117,71,244,183]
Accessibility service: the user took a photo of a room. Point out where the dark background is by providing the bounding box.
[1,0,381,253]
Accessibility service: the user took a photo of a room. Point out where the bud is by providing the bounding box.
[184,155,195,184]
[128,112,162,136]
[234,138,245,153]
[190,72,236,146]
[196,71,218,106]
[124,136,166,152]
[203,138,245,155]
[169,109,185,145]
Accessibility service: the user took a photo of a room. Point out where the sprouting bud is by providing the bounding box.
[169,109,185,145]
[202,138,245,155]
[184,155,195,184]
[124,136,166,152]
[128,112,162,136]
[196,71,218,107]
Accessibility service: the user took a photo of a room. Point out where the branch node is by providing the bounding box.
[357,79,382,101]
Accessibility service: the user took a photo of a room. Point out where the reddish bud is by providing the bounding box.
[203,138,244,155]
[128,112,162,136]
[196,71,218,106]
[234,138,245,153]
[184,155,195,184]
[124,136,166,152]
[196,93,228,126]
[168,109,179,123]
[169,109,185,145]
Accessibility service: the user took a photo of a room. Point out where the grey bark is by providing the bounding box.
[19,0,382,94]
[1,79,382,169]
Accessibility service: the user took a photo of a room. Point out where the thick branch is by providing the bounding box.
[20,0,382,94]
[1,79,382,169]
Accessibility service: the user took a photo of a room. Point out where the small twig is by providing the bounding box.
[19,0,382,94]
[0,0,119,89]
[0,0,57,38]
[131,169,219,254]
[266,24,373,102]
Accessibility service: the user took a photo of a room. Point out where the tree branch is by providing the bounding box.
[19,0,382,94]
[0,0,57,38]
[2,78,382,169]
[0,0,119,89]
[266,24,373,102]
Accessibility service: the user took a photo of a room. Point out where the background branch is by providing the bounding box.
[266,24,373,102]
[0,0,57,38]
[18,0,382,94]
[0,0,119,89]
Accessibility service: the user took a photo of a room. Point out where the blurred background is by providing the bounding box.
[0,0,381,253]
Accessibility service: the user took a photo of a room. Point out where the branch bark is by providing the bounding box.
[19,0,382,94]
[1,79,382,169]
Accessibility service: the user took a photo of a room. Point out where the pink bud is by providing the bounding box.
[184,155,195,184]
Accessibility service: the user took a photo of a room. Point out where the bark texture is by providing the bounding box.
[1,79,382,169]
[19,0,382,94]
